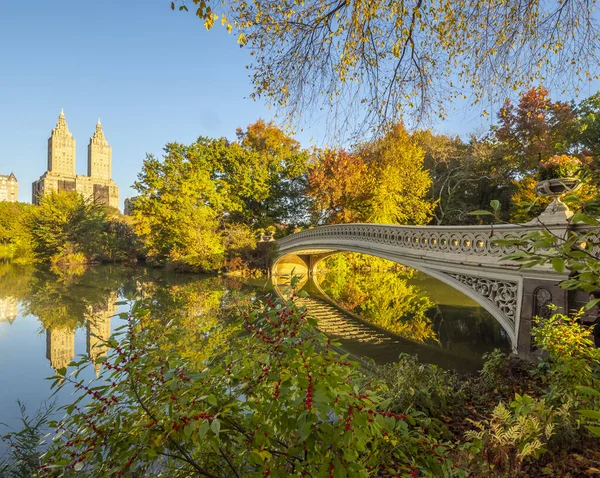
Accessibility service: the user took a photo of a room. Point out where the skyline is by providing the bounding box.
[1,1,599,206]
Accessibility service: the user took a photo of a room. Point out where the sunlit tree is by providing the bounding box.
[174,0,600,135]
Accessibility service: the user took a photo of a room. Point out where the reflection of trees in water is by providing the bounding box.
[430,304,509,354]
[317,253,437,344]
[0,264,263,371]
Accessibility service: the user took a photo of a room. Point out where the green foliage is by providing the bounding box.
[374,353,462,417]
[28,192,107,264]
[41,295,460,477]
[495,212,600,292]
[533,310,600,402]
[133,121,308,272]
[464,394,557,478]
[0,202,34,263]
[538,155,584,180]
[0,401,55,477]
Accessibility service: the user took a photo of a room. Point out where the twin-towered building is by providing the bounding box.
[32,110,119,209]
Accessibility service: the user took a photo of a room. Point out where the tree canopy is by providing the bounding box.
[174,0,600,135]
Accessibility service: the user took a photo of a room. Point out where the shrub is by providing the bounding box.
[464,394,556,478]
[40,295,462,477]
[374,353,462,417]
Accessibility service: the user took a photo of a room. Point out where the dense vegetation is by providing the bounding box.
[1,277,598,477]
[3,88,600,273]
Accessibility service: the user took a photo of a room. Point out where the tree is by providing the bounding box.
[235,119,310,228]
[0,202,33,263]
[308,125,434,225]
[132,141,227,271]
[307,149,373,224]
[358,124,434,224]
[174,0,600,134]
[574,91,600,163]
[28,192,107,265]
[495,87,577,175]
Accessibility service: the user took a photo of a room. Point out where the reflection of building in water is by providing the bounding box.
[0,297,18,324]
[86,292,117,375]
[46,328,75,371]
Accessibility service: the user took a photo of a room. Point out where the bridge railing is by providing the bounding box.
[275,222,575,269]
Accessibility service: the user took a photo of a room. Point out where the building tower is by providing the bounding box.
[88,118,112,181]
[0,173,18,202]
[47,109,76,176]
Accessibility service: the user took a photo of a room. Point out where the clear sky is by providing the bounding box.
[0,1,598,206]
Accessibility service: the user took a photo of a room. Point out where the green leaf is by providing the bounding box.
[571,213,598,226]
[468,210,494,216]
[298,420,312,441]
[198,420,210,438]
[584,299,600,310]
[490,199,500,211]
[579,410,600,420]
[211,418,221,436]
[576,386,600,397]
[586,426,600,437]
[551,257,565,273]
[207,395,217,406]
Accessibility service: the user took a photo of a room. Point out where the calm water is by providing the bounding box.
[0,261,510,450]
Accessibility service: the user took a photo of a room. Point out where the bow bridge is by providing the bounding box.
[271,219,588,356]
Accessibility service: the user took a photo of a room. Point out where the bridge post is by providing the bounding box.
[517,278,569,355]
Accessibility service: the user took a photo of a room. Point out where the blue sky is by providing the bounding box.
[0,1,597,205]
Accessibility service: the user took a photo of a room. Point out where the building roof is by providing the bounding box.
[0,172,17,181]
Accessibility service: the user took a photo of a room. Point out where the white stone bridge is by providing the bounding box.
[272,220,588,355]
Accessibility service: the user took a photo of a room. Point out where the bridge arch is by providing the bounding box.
[272,246,520,349]
[271,222,575,356]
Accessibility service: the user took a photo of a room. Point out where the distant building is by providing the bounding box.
[123,196,138,215]
[0,173,18,202]
[32,110,119,209]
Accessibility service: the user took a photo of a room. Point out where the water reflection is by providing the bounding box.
[0,264,266,454]
[273,252,511,370]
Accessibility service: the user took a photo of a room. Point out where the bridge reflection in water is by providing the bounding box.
[273,257,510,373]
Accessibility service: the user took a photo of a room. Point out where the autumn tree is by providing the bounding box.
[358,124,433,224]
[307,149,373,224]
[0,202,34,263]
[28,192,107,266]
[133,121,309,270]
[132,141,228,271]
[174,0,600,135]
[308,124,433,225]
[574,91,600,163]
[235,119,310,227]
[495,86,577,175]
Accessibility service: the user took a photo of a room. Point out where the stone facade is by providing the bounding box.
[123,196,138,215]
[32,111,119,209]
[0,173,18,202]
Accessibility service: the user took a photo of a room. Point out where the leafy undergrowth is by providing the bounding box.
[1,297,599,477]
